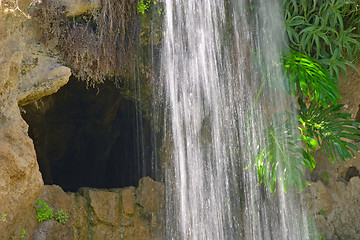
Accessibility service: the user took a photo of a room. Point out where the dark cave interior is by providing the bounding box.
[21,77,154,192]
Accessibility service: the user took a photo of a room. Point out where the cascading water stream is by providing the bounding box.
[159,0,316,239]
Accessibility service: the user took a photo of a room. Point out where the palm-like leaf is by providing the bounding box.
[255,112,315,193]
[254,1,360,193]
[298,97,360,162]
[283,50,340,106]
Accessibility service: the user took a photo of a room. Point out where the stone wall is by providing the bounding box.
[31,177,164,240]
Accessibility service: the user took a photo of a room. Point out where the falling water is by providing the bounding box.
[160,0,315,239]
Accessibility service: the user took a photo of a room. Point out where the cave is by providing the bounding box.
[344,166,360,182]
[21,78,155,192]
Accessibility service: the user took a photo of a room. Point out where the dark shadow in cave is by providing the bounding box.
[21,77,154,192]
[344,166,360,182]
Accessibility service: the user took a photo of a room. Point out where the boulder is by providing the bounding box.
[0,5,70,238]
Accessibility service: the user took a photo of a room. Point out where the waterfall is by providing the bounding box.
[159,0,315,239]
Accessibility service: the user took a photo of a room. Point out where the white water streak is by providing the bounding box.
[161,0,313,239]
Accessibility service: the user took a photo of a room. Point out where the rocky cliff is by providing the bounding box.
[1,1,360,240]
[0,0,70,238]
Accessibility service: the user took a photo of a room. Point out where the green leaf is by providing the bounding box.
[283,50,340,106]
[299,101,360,163]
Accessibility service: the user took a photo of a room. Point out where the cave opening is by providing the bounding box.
[344,166,360,182]
[21,77,155,192]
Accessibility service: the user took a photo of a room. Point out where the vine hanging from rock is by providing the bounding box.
[33,0,139,86]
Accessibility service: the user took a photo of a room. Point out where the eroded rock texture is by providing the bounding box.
[31,177,164,240]
[305,154,360,240]
[0,1,70,238]
[304,65,360,240]
[0,1,158,238]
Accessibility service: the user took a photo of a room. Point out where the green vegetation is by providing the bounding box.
[1,214,7,222]
[35,0,139,86]
[138,0,162,16]
[35,200,54,222]
[55,209,68,224]
[20,229,26,239]
[1,213,26,239]
[138,0,152,14]
[34,200,68,224]
[255,0,360,192]
[11,229,27,239]
[283,0,360,80]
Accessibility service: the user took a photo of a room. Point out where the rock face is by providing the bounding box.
[303,65,360,240]
[2,1,360,240]
[0,1,71,239]
[304,156,360,240]
[30,177,165,240]
[0,1,159,239]
[59,0,101,16]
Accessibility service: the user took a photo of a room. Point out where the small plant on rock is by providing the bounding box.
[34,200,68,224]
[20,229,26,239]
[55,209,68,224]
[35,200,53,222]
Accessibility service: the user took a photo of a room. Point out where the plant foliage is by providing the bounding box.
[256,112,314,193]
[33,0,139,85]
[283,0,360,80]
[255,50,360,193]
[35,200,53,222]
[283,50,340,106]
[253,0,360,193]
[298,97,360,162]
[138,0,162,15]
[55,209,69,224]
[34,200,68,224]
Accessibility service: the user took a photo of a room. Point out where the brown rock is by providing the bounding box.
[37,185,74,211]
[121,215,151,240]
[18,53,71,106]
[0,4,71,238]
[122,187,136,215]
[89,189,119,225]
[0,35,43,236]
[309,181,334,214]
[136,177,165,212]
[31,220,74,240]
[347,176,360,198]
[313,214,335,240]
[93,223,122,240]
[59,0,101,16]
